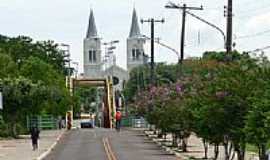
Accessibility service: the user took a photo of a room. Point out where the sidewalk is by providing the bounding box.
[144,130,259,160]
[0,130,65,160]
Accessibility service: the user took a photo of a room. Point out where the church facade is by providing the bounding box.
[83,8,147,90]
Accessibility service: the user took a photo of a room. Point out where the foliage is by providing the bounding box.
[0,52,17,78]
[73,86,97,115]
[123,63,178,103]
[0,77,48,137]
[0,34,72,137]
[127,50,270,159]
[0,35,69,75]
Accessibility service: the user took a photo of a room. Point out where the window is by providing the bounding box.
[89,50,97,63]
[136,49,141,60]
[132,49,136,60]
[132,48,141,61]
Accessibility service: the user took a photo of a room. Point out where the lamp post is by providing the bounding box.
[59,43,73,129]
[102,40,119,76]
[59,43,71,89]
[72,62,79,79]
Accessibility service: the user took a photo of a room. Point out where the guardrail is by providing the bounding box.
[27,115,57,130]
[121,116,148,128]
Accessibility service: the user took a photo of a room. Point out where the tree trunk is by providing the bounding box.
[203,139,208,159]
[230,151,235,160]
[235,144,245,160]
[182,138,188,152]
[163,133,167,141]
[158,130,163,138]
[12,123,17,138]
[214,144,219,160]
[172,133,178,147]
[259,144,267,160]
[149,124,153,131]
[224,136,230,160]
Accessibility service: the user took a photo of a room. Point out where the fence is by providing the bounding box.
[27,115,57,130]
[121,116,148,128]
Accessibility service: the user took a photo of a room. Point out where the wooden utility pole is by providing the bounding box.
[141,18,164,86]
[180,4,187,64]
[226,0,233,54]
[165,3,203,64]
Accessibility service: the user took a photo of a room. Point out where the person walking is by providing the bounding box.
[30,126,40,151]
[115,110,122,132]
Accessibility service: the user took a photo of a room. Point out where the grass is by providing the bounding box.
[246,144,258,153]
[246,142,270,153]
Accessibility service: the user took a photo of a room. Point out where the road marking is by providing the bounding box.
[105,137,117,160]
[102,137,117,160]
[103,137,112,160]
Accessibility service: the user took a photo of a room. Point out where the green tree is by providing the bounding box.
[0,77,47,137]
[245,97,270,160]
[0,52,17,78]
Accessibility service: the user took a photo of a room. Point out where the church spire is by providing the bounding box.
[86,9,98,38]
[129,8,141,38]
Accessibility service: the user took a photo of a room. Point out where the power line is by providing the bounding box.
[186,11,226,46]
[246,45,270,53]
[165,2,203,63]
[236,29,270,39]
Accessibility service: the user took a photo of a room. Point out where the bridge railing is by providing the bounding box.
[27,115,57,130]
[121,116,148,128]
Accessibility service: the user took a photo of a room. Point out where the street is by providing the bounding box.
[44,128,178,160]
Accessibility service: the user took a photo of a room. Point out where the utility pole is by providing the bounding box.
[225,0,233,54]
[165,2,203,64]
[180,4,187,64]
[141,18,164,86]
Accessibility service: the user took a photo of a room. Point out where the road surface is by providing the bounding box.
[44,128,178,160]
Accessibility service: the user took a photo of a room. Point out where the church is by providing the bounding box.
[83,8,147,90]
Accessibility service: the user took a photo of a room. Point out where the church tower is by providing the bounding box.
[127,8,146,72]
[84,9,102,78]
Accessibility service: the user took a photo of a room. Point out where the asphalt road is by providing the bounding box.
[44,128,178,160]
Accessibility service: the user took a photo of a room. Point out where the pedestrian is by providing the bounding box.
[58,117,62,129]
[30,126,40,151]
[115,110,122,132]
[61,117,66,129]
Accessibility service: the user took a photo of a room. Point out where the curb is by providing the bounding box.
[36,130,66,160]
[144,131,188,160]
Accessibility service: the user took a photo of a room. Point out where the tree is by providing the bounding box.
[0,35,69,75]
[73,86,97,114]
[245,97,270,160]
[0,77,47,137]
[0,35,72,137]
[20,56,64,86]
[0,52,17,78]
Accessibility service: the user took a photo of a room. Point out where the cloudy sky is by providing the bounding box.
[1,0,270,73]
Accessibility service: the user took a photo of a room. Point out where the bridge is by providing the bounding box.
[70,77,116,128]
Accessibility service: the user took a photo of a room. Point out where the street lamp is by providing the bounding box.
[141,34,180,63]
[165,1,226,50]
[72,61,79,78]
[102,40,119,70]
[59,43,71,88]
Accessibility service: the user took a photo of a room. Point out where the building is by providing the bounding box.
[83,8,146,90]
